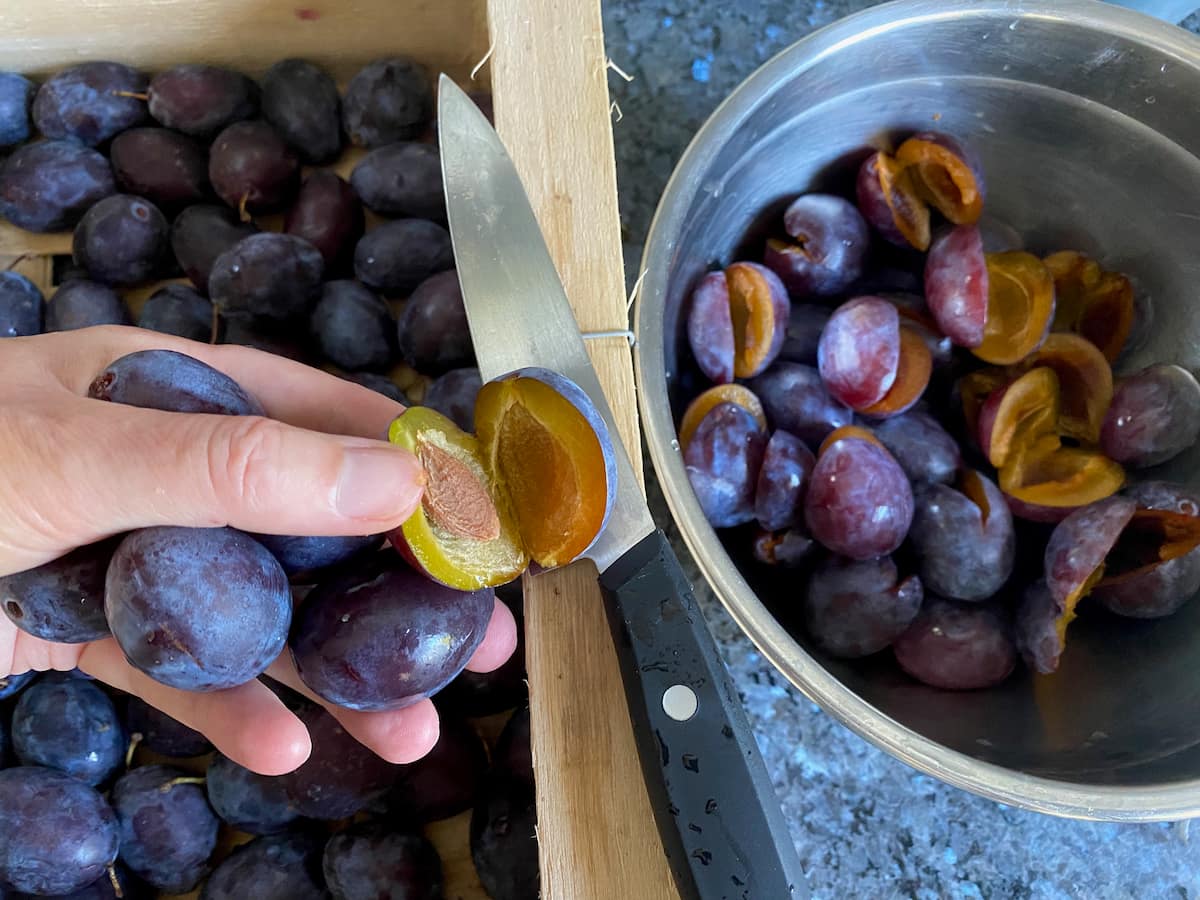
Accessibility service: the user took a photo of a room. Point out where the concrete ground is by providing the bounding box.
[600,2,1200,897]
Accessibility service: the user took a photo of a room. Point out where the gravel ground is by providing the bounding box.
[600,2,1200,897]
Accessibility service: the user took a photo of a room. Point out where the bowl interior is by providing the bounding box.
[640,0,1200,800]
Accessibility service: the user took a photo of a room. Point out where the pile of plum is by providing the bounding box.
[681,130,1200,690]
[0,57,543,899]
[0,663,533,898]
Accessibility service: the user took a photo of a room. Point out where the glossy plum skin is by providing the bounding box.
[388,716,488,823]
[471,775,539,900]
[0,539,115,643]
[252,533,382,582]
[32,62,147,146]
[284,171,365,270]
[138,283,212,341]
[279,704,401,818]
[818,296,901,410]
[0,671,35,701]
[436,584,527,717]
[323,826,443,900]
[289,557,494,710]
[764,193,870,297]
[351,141,445,220]
[209,233,325,322]
[199,831,327,900]
[398,268,473,372]
[0,141,116,232]
[261,58,343,164]
[147,65,258,137]
[870,409,961,485]
[11,678,125,785]
[924,225,988,348]
[754,429,815,532]
[110,128,210,211]
[686,271,735,383]
[205,754,298,835]
[310,280,396,371]
[1100,365,1200,468]
[73,194,169,286]
[805,436,914,560]
[170,204,257,295]
[683,402,767,529]
[0,72,34,147]
[424,368,483,432]
[46,280,132,331]
[343,57,434,147]
[0,767,120,896]
[124,697,212,758]
[1092,482,1200,618]
[0,272,44,338]
[909,472,1015,601]
[355,219,454,295]
[803,556,922,658]
[1015,580,1064,674]
[111,765,219,893]
[209,120,300,215]
[748,362,853,446]
[89,349,265,416]
[893,598,1017,690]
[104,527,292,692]
[1044,496,1136,606]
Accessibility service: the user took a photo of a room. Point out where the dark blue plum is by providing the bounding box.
[0,767,120,896]
[110,127,210,212]
[396,268,473,372]
[0,671,35,701]
[200,831,327,900]
[493,706,533,781]
[112,765,217,893]
[104,527,292,692]
[205,753,299,835]
[279,705,401,819]
[252,532,382,581]
[436,600,526,718]
[89,349,264,416]
[0,539,115,643]
[322,825,442,900]
[124,697,211,758]
[342,57,433,148]
[209,232,324,322]
[262,59,343,165]
[355,219,453,297]
[170,204,257,295]
[137,283,213,341]
[32,62,147,146]
[424,368,482,433]
[350,141,445,220]
[208,120,300,216]
[309,279,395,371]
[146,65,258,139]
[388,716,488,824]
[0,272,44,338]
[46,279,132,331]
[284,171,364,270]
[343,371,410,404]
[471,774,538,900]
[73,194,170,287]
[0,140,116,232]
[11,677,125,785]
[0,72,34,147]
[289,556,494,711]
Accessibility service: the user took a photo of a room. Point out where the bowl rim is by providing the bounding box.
[633,0,1200,821]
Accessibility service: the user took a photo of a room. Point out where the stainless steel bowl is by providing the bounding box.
[635,0,1200,820]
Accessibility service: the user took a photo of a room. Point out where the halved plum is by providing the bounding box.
[923,224,988,349]
[678,383,766,452]
[763,194,870,298]
[977,367,1060,469]
[1015,580,1064,675]
[855,150,930,250]
[1044,250,1134,364]
[973,252,1056,365]
[802,555,922,658]
[894,132,986,226]
[388,368,616,588]
[893,597,1016,690]
[753,429,815,532]
[817,296,901,410]
[684,403,768,529]
[999,438,1124,515]
[686,262,789,383]
[1018,333,1113,445]
[858,325,933,419]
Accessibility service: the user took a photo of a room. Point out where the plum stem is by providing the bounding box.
[124,732,143,769]
[160,776,207,793]
[107,865,124,899]
[237,193,251,223]
[4,253,28,272]
[110,90,149,101]
[210,304,221,345]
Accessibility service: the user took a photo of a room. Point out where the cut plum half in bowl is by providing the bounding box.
[388,367,617,589]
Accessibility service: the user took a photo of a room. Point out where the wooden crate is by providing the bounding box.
[0,1,681,897]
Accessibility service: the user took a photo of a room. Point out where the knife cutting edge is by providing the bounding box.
[436,74,809,900]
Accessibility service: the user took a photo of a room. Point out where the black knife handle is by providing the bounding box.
[598,529,808,900]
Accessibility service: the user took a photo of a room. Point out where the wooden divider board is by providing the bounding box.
[489,2,682,898]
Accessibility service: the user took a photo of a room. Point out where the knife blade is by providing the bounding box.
[437,74,808,900]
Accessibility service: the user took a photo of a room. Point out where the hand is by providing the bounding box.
[0,326,518,775]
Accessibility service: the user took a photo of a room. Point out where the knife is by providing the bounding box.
[437,75,807,900]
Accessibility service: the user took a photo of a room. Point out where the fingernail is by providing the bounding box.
[336,446,425,520]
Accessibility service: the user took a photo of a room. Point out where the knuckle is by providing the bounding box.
[206,416,285,513]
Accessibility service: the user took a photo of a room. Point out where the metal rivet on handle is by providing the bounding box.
[663,684,698,722]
